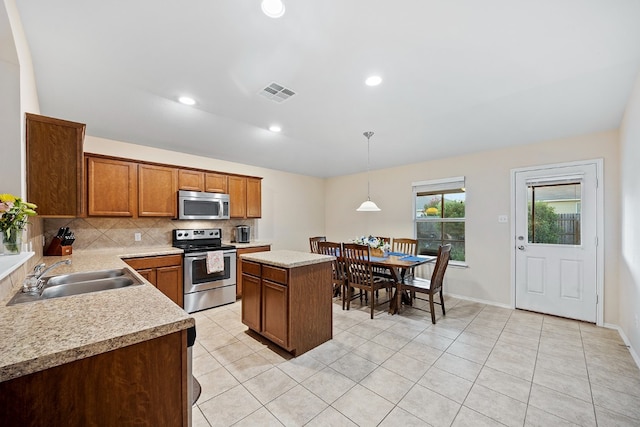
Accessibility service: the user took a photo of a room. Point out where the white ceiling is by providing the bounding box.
[15,1,640,178]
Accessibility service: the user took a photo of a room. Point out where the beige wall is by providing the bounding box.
[619,72,640,352]
[84,136,326,252]
[326,131,620,323]
[0,0,43,299]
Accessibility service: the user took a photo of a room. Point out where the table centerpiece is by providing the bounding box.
[0,193,37,254]
[352,235,391,257]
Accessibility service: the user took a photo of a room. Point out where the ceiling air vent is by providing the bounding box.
[259,82,296,103]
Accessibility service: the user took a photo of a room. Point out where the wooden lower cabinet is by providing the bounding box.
[261,280,288,347]
[124,254,183,307]
[236,245,271,297]
[241,259,332,356]
[241,273,261,331]
[0,330,189,427]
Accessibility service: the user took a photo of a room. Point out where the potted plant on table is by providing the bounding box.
[0,194,37,255]
[352,235,391,257]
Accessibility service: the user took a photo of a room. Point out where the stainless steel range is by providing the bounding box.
[173,228,237,313]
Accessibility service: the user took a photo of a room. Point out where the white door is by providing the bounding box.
[514,163,598,322]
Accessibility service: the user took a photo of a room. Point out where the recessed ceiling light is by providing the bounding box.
[261,0,285,18]
[365,76,382,86]
[178,96,196,105]
[269,125,282,132]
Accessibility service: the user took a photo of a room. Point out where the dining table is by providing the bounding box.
[367,251,436,314]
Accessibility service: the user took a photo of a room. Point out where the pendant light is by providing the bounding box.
[357,131,381,212]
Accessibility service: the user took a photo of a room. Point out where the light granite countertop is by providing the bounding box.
[0,246,194,382]
[240,249,334,268]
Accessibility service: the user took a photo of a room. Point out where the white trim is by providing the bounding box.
[510,159,604,326]
[605,323,640,371]
[0,252,35,282]
[444,292,512,309]
[412,176,465,194]
[412,176,465,188]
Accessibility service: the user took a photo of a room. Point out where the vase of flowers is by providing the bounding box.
[0,194,37,255]
[352,235,391,257]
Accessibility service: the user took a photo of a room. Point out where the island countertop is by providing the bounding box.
[240,249,334,268]
[0,246,194,382]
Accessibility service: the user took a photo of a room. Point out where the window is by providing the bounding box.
[413,177,466,262]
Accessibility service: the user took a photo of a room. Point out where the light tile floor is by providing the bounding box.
[191,294,640,426]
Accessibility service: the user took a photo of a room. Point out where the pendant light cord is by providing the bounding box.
[364,131,374,201]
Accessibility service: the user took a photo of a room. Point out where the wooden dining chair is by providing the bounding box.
[396,244,451,324]
[392,238,417,257]
[392,238,419,298]
[343,243,395,319]
[316,241,346,305]
[309,236,326,253]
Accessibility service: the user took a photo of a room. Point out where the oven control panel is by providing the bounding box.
[174,228,221,241]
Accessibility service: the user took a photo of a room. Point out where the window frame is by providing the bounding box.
[413,177,467,265]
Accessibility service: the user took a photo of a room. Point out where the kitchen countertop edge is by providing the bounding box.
[240,249,334,268]
[0,246,194,382]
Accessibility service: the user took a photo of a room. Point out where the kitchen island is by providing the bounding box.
[0,247,194,426]
[240,250,334,356]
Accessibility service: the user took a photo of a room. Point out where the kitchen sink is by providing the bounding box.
[7,268,143,305]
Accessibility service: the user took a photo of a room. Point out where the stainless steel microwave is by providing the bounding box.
[178,190,230,220]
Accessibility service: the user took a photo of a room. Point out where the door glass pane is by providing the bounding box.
[527,183,581,245]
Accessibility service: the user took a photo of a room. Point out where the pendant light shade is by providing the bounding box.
[357,200,381,211]
[356,131,381,212]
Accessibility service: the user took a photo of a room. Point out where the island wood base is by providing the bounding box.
[241,258,333,356]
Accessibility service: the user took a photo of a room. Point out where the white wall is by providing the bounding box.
[619,72,640,353]
[0,1,21,196]
[84,136,326,252]
[326,131,620,324]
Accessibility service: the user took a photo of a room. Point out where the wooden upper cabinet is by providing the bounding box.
[178,169,204,191]
[138,164,178,217]
[87,156,137,217]
[205,173,228,193]
[26,113,86,217]
[246,177,262,218]
[229,176,262,218]
[228,176,246,218]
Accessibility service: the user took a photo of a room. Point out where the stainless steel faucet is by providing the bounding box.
[22,259,72,294]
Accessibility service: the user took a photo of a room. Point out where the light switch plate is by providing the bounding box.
[498,215,508,223]
[134,232,142,241]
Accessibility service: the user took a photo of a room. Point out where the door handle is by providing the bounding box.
[517,245,525,251]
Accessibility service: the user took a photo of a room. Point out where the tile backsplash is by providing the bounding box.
[43,217,256,250]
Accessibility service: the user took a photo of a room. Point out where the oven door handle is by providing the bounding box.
[185,250,236,259]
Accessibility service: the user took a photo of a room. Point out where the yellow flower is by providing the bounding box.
[0,193,17,203]
[426,207,438,215]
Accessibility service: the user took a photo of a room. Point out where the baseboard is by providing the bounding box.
[603,323,640,371]
[444,292,512,310]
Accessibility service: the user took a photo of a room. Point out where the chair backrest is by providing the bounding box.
[392,238,417,256]
[342,243,373,287]
[317,241,343,280]
[430,244,452,292]
[309,236,326,253]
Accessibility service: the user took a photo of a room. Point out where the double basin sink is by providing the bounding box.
[7,268,143,306]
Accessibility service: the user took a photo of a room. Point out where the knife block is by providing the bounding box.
[45,237,72,256]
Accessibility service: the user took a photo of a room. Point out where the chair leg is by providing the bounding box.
[370,289,375,319]
[346,286,353,311]
[440,289,446,316]
[429,292,436,324]
[342,283,346,310]
[396,284,403,314]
